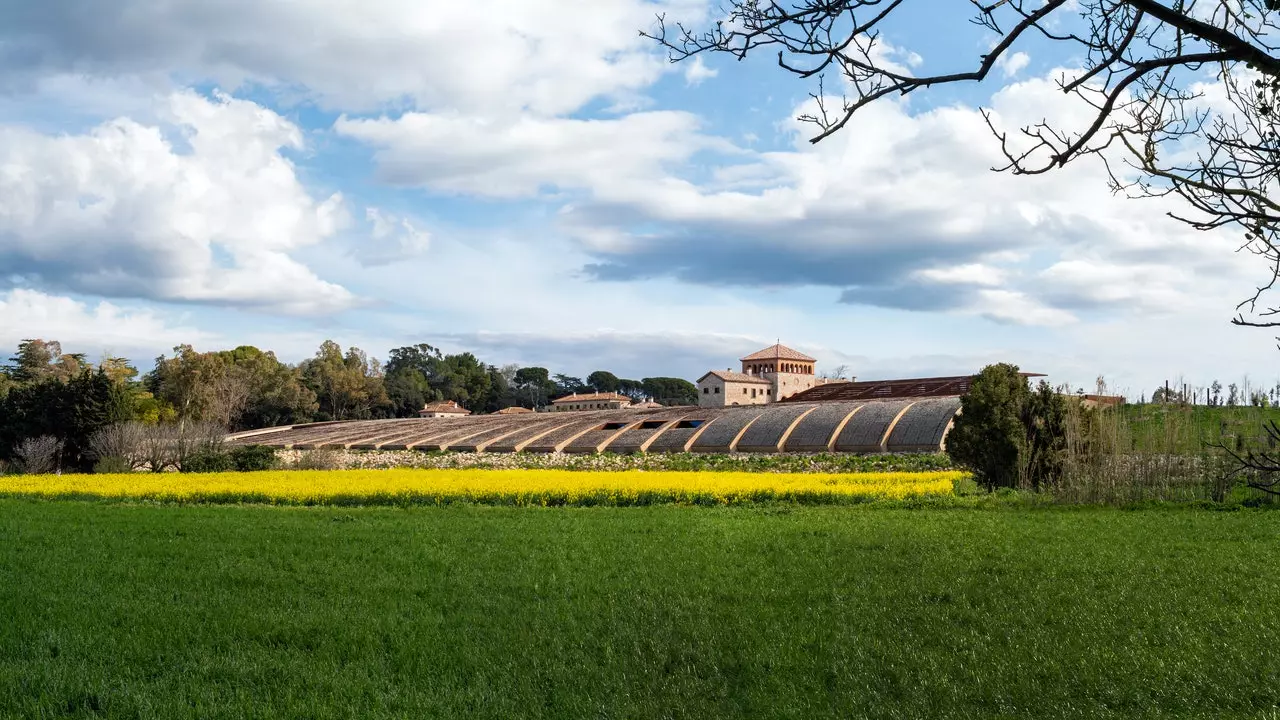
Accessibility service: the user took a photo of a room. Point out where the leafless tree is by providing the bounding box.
[1216,418,1280,495]
[820,364,852,380]
[15,435,63,474]
[132,421,226,472]
[88,422,150,471]
[644,1,1280,323]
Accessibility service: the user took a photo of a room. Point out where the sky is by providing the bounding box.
[0,0,1275,400]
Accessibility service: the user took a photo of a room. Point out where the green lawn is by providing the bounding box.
[1,501,1279,719]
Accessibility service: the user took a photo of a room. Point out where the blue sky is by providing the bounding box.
[0,0,1275,399]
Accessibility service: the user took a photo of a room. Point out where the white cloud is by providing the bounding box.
[334,110,736,198]
[0,90,356,314]
[2,0,708,116]
[683,56,718,86]
[998,51,1030,77]
[331,66,1259,327]
[355,207,431,267]
[0,288,212,355]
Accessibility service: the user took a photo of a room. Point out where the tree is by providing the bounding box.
[298,341,391,421]
[947,364,1032,490]
[514,367,554,408]
[641,377,699,406]
[616,378,648,402]
[586,370,621,393]
[553,374,587,397]
[646,1,1280,323]
[0,368,132,471]
[1023,380,1069,490]
[217,346,317,429]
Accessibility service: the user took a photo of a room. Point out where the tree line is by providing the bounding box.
[0,338,698,471]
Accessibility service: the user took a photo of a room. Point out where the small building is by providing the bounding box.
[551,392,633,411]
[697,342,834,407]
[631,400,664,409]
[697,370,773,407]
[494,406,534,415]
[1078,394,1125,409]
[418,400,471,418]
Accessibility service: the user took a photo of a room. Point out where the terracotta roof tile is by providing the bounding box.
[495,406,534,414]
[740,343,816,362]
[551,392,633,404]
[419,400,471,415]
[699,370,772,385]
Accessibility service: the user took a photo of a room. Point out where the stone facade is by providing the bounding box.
[697,343,836,407]
[551,392,633,411]
[696,370,772,407]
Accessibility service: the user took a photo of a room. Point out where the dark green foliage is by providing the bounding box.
[181,451,235,474]
[0,369,131,472]
[229,445,278,472]
[92,456,133,474]
[947,363,1029,489]
[552,373,586,396]
[1023,380,1067,490]
[1,502,1279,718]
[586,370,620,392]
[640,376,699,405]
[948,364,1068,490]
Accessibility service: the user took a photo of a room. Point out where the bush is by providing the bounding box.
[15,435,63,475]
[93,456,134,474]
[182,451,235,473]
[229,445,277,472]
[89,422,147,471]
[947,363,1067,491]
[295,448,341,470]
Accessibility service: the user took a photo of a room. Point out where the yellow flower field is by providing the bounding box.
[0,469,962,506]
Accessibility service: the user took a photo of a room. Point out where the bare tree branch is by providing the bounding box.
[644,0,1280,323]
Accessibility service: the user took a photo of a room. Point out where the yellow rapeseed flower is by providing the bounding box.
[0,469,962,507]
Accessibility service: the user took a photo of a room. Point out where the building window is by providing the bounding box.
[703,387,709,394]
[743,388,748,394]
[714,387,720,394]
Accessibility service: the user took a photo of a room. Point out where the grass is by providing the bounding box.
[2,500,1279,718]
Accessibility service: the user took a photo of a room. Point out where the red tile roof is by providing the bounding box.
[495,406,534,414]
[419,400,471,415]
[698,370,772,385]
[740,343,816,362]
[551,392,633,404]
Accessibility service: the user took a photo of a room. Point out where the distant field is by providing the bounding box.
[2,501,1278,718]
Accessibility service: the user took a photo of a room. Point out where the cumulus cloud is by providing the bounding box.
[0,90,356,314]
[998,51,1030,77]
[0,0,706,115]
[354,208,431,267]
[683,56,719,86]
[362,70,1251,326]
[0,288,213,355]
[334,110,736,198]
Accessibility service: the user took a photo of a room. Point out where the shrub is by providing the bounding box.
[93,456,134,474]
[182,451,235,474]
[15,435,64,474]
[229,445,277,472]
[89,422,148,471]
[947,364,1067,491]
[295,448,342,470]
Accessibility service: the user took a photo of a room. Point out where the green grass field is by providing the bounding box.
[2,500,1279,719]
